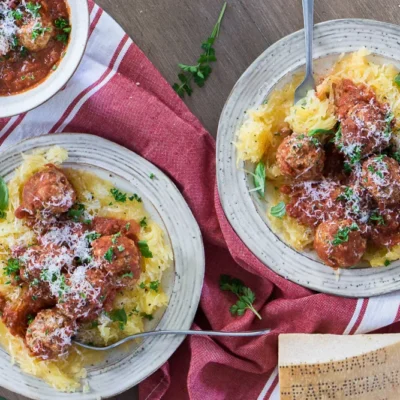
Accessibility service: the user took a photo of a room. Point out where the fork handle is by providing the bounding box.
[74,328,271,351]
[302,0,314,76]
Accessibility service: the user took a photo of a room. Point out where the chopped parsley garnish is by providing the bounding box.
[384,259,391,267]
[369,212,385,225]
[27,314,34,325]
[139,217,148,228]
[3,258,20,276]
[104,247,114,262]
[55,18,71,43]
[129,193,142,202]
[337,187,354,202]
[10,9,23,20]
[138,240,153,258]
[110,188,127,202]
[343,162,352,174]
[86,232,101,243]
[310,137,320,147]
[111,232,121,244]
[31,23,51,41]
[349,146,362,165]
[368,165,384,179]
[67,203,85,221]
[26,2,41,17]
[139,280,160,292]
[384,112,395,137]
[331,223,359,246]
[149,280,160,292]
[117,245,125,252]
[109,308,127,330]
[149,173,155,179]
[141,312,154,321]
[125,222,131,231]
[375,154,385,162]
[393,151,400,163]
[121,272,134,279]
[270,201,286,219]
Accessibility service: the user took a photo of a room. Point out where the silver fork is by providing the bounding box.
[294,0,316,104]
[74,328,271,351]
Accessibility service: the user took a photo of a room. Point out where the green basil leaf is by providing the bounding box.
[253,162,266,197]
[270,201,286,219]
[394,73,400,87]
[308,128,333,137]
[0,177,8,211]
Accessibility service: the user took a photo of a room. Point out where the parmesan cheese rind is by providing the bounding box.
[0,146,173,391]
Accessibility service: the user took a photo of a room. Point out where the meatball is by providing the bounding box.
[334,79,376,120]
[57,268,113,321]
[2,286,56,338]
[368,206,400,248]
[15,164,76,219]
[314,219,367,268]
[26,309,76,360]
[276,134,325,180]
[18,17,53,52]
[338,103,391,158]
[19,244,74,281]
[362,156,400,205]
[92,236,141,277]
[92,217,140,242]
[284,180,345,228]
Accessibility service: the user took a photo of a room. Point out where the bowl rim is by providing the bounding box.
[0,133,205,399]
[217,18,400,298]
[0,0,90,118]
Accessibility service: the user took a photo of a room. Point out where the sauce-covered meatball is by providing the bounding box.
[276,134,325,180]
[314,219,367,268]
[334,79,393,159]
[338,103,391,158]
[92,217,140,242]
[2,286,56,338]
[18,10,53,52]
[368,206,400,248]
[15,164,76,219]
[283,180,345,227]
[92,236,141,277]
[362,155,400,205]
[26,309,76,360]
[57,268,112,321]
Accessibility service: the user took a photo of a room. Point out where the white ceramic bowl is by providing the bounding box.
[217,19,400,298]
[0,134,205,399]
[0,0,89,118]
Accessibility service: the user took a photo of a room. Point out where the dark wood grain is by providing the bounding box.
[2,0,400,399]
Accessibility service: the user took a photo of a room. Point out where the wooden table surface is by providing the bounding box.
[2,0,400,399]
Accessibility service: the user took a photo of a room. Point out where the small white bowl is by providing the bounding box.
[0,0,89,118]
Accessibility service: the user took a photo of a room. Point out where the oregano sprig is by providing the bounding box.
[172,2,227,98]
[219,275,262,320]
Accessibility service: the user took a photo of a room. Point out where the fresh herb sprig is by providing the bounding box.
[0,176,8,220]
[172,3,227,98]
[219,275,262,320]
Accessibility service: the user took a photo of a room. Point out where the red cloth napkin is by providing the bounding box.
[1,2,400,399]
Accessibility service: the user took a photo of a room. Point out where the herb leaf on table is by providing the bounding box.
[172,2,227,98]
[219,275,262,320]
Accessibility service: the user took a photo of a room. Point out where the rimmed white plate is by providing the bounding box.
[217,19,400,298]
[0,134,204,399]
